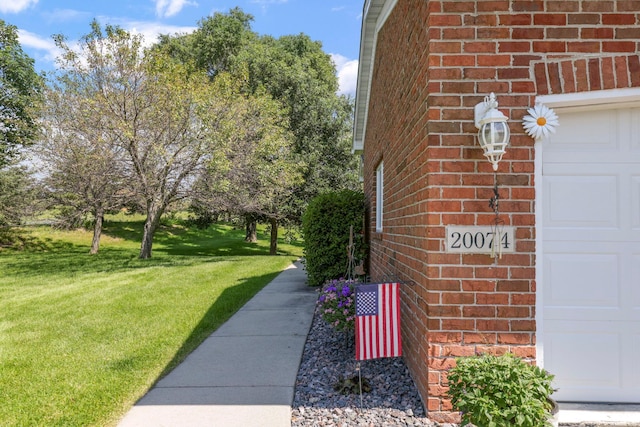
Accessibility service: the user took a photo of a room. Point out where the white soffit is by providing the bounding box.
[352,0,397,154]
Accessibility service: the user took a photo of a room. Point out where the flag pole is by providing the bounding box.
[346,225,355,280]
[356,362,363,408]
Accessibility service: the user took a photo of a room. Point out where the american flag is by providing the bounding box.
[355,282,402,360]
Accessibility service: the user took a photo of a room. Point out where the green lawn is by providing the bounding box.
[0,217,303,426]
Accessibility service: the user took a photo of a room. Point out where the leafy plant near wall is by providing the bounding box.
[447,353,556,427]
[302,189,365,287]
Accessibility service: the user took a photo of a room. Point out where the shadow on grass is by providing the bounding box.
[0,227,76,252]
[0,244,226,279]
[103,220,303,257]
[0,220,302,279]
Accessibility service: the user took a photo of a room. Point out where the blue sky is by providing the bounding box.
[0,0,363,96]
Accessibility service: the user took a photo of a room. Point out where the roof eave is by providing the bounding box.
[352,0,397,154]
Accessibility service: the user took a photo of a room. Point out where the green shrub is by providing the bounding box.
[447,353,555,427]
[302,189,365,287]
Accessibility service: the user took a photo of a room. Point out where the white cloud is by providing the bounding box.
[120,20,197,46]
[251,0,289,4]
[331,53,358,97]
[17,29,61,63]
[43,8,91,23]
[19,18,197,71]
[86,15,197,45]
[154,0,196,18]
[0,0,38,14]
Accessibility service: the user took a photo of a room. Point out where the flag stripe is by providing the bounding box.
[392,282,400,357]
[355,282,402,361]
[384,284,391,355]
[380,284,387,357]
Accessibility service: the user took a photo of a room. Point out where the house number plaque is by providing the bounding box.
[445,226,515,254]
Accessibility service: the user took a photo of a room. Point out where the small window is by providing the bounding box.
[375,161,383,232]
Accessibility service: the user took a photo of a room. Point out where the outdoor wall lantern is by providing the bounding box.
[474,92,510,171]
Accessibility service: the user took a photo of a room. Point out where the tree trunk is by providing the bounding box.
[269,217,278,255]
[90,208,104,255]
[245,214,257,243]
[139,205,162,259]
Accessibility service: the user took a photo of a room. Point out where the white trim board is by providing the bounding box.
[537,87,640,112]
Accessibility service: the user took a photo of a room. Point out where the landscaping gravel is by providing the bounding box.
[291,303,456,427]
[290,298,631,427]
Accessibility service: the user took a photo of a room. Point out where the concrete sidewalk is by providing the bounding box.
[118,261,316,427]
[559,403,640,426]
[116,259,640,427]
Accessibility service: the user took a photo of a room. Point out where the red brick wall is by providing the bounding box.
[362,0,432,414]
[362,0,640,423]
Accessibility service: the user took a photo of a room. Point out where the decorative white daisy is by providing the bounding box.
[522,102,559,140]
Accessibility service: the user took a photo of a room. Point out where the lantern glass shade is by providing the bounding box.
[477,108,510,171]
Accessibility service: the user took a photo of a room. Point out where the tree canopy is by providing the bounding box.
[40,81,129,254]
[237,33,359,216]
[51,21,230,258]
[0,20,42,231]
[0,19,43,168]
[191,72,303,252]
[161,8,360,226]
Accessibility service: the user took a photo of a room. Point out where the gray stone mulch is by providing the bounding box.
[291,303,455,427]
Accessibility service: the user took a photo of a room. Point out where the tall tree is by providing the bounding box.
[0,19,43,168]
[0,20,43,231]
[54,21,227,258]
[160,8,359,231]
[39,86,129,254]
[192,73,302,253]
[0,164,37,228]
[238,34,360,216]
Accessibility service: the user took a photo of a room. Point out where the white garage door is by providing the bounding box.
[541,105,640,403]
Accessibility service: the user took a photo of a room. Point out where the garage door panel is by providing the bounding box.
[543,151,640,164]
[544,245,640,320]
[545,330,620,390]
[544,229,634,242]
[632,109,640,151]
[544,174,619,229]
[544,309,629,323]
[543,253,619,309]
[544,307,637,322]
[547,109,618,150]
[633,254,640,309]
[634,176,640,230]
[546,327,640,402]
[623,335,640,390]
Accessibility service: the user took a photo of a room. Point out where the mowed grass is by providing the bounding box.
[0,216,303,426]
